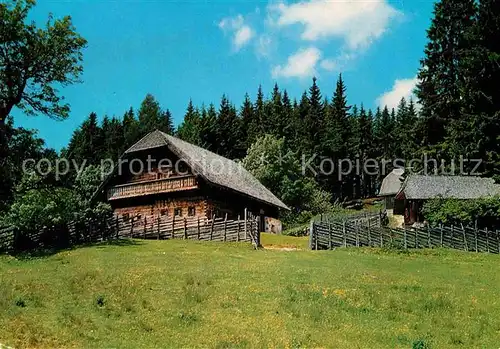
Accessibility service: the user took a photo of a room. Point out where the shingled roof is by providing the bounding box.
[396,175,500,200]
[379,168,405,196]
[121,130,289,210]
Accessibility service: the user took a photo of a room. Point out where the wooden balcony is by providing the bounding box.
[107,176,198,201]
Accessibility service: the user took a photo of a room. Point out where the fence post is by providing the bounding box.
[367,221,372,247]
[440,224,444,247]
[427,225,431,248]
[355,223,359,247]
[414,229,418,249]
[496,230,500,254]
[486,227,489,253]
[461,224,468,252]
[380,227,383,247]
[223,213,228,242]
[451,224,454,247]
[309,220,314,250]
[143,217,147,239]
[237,215,240,242]
[403,226,407,249]
[183,218,187,240]
[244,208,247,240]
[172,215,176,239]
[313,218,318,250]
[342,221,347,247]
[130,217,134,238]
[116,216,119,239]
[157,216,160,240]
[210,214,215,241]
[101,219,105,241]
[328,222,332,250]
[197,217,201,240]
[256,217,261,247]
[474,227,478,253]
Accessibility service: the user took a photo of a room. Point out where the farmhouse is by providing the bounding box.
[378,168,405,214]
[94,130,288,231]
[395,175,500,225]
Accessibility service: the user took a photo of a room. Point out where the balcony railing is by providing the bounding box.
[107,176,198,201]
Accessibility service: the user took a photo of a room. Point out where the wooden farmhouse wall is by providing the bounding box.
[104,146,280,225]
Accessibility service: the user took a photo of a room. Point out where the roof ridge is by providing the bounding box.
[125,130,289,210]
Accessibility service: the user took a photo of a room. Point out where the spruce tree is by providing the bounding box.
[282,90,295,150]
[199,104,218,152]
[395,97,418,160]
[295,92,310,155]
[249,85,265,143]
[415,0,477,154]
[107,116,125,159]
[459,0,500,178]
[176,100,201,145]
[123,107,140,147]
[138,94,163,135]
[159,109,174,135]
[67,112,102,165]
[216,95,243,159]
[240,94,255,149]
[269,83,285,138]
[327,74,352,199]
[305,77,324,156]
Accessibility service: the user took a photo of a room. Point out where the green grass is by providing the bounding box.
[260,232,309,249]
[1,240,500,348]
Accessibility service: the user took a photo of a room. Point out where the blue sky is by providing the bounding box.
[13,0,435,150]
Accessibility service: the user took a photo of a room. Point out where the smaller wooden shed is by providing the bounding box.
[395,175,500,225]
[378,168,405,214]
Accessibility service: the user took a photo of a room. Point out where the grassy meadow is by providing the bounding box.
[1,236,500,348]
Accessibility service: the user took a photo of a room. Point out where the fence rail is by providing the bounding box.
[310,218,500,254]
[0,212,260,253]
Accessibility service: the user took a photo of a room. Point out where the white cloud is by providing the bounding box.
[272,47,321,79]
[376,77,419,109]
[255,35,273,58]
[234,26,254,50]
[218,15,255,51]
[319,59,337,71]
[270,0,401,50]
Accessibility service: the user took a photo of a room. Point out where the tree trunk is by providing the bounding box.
[0,119,10,210]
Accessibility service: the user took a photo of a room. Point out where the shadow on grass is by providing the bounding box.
[11,238,143,260]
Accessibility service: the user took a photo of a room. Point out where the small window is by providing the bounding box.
[188,206,196,216]
[122,213,130,221]
[174,208,182,216]
[160,209,168,216]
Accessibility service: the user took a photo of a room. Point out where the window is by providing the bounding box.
[122,213,130,221]
[160,209,168,216]
[174,208,182,217]
[188,206,196,217]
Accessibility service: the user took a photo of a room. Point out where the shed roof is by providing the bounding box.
[396,175,500,200]
[119,130,289,210]
[379,168,405,196]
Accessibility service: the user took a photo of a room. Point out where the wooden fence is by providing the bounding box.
[310,219,500,254]
[0,212,260,253]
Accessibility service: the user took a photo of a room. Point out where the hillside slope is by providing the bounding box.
[1,240,499,348]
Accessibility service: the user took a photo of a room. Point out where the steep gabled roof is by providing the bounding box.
[115,130,289,210]
[379,168,405,196]
[396,175,500,200]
